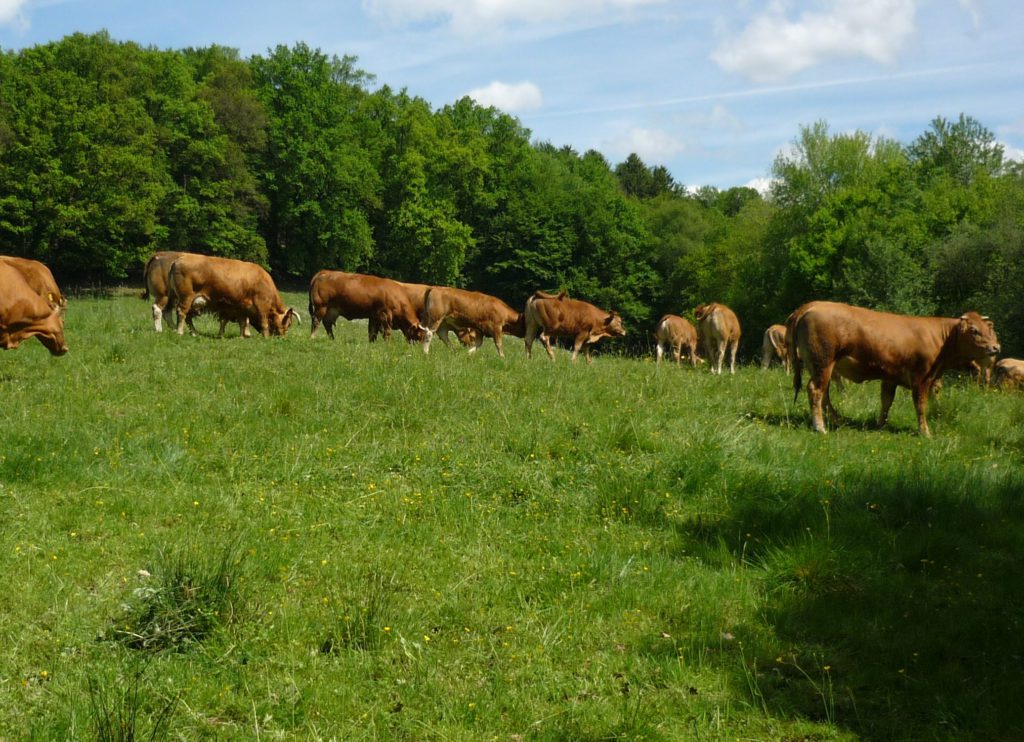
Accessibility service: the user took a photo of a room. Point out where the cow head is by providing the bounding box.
[694,304,711,322]
[402,323,428,343]
[269,307,301,336]
[604,311,626,338]
[0,307,68,356]
[956,312,1000,360]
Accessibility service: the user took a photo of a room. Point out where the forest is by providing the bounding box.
[1,32,1022,355]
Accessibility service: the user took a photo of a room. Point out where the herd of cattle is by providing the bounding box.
[1,251,1019,435]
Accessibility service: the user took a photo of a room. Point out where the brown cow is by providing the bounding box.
[695,303,741,374]
[142,251,195,332]
[789,301,1000,436]
[308,270,424,342]
[993,358,1024,390]
[169,254,299,338]
[653,314,699,367]
[421,286,524,357]
[524,291,625,363]
[0,256,66,312]
[761,323,789,371]
[0,262,68,355]
[388,281,470,348]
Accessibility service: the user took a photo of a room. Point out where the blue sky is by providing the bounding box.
[2,0,1021,190]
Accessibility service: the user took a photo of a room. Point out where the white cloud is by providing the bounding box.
[603,126,684,164]
[465,81,543,113]
[712,0,920,83]
[0,0,29,29]
[1001,141,1024,163]
[364,0,663,33]
[744,176,776,195]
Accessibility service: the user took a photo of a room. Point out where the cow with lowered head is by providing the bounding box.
[421,286,524,357]
[0,262,68,355]
[308,270,424,342]
[653,314,700,367]
[695,302,741,375]
[169,254,299,338]
[788,300,1000,436]
[524,291,625,363]
[0,255,66,313]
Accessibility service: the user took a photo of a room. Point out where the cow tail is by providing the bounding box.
[141,255,155,299]
[423,287,436,326]
[787,314,802,402]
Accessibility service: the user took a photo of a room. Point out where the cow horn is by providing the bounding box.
[289,308,302,324]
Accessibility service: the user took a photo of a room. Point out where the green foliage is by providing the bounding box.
[3,33,1024,359]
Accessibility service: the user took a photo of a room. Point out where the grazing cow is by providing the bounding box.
[169,254,299,338]
[789,301,1000,436]
[695,303,741,374]
[653,314,700,367]
[308,270,424,342]
[761,324,790,371]
[0,255,66,312]
[421,286,524,357]
[0,262,68,355]
[389,281,470,348]
[524,291,625,363]
[142,251,195,332]
[993,358,1024,390]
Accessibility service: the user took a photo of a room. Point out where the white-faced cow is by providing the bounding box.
[0,262,68,355]
[993,358,1024,390]
[653,314,700,367]
[524,291,625,363]
[421,287,524,357]
[695,303,741,375]
[0,255,66,313]
[308,270,424,342]
[788,301,1000,436]
[169,254,299,338]
[761,324,789,371]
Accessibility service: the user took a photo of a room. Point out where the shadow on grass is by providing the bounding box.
[674,465,1024,740]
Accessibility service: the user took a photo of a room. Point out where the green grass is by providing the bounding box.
[3,290,1024,740]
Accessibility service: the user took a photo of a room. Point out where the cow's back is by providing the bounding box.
[0,256,65,308]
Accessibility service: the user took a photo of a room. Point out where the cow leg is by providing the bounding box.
[714,343,725,375]
[542,333,557,361]
[877,381,898,429]
[524,318,540,359]
[571,334,588,363]
[240,318,251,339]
[688,344,699,368]
[152,302,165,332]
[729,340,738,374]
[655,343,664,363]
[175,296,196,335]
[807,362,835,433]
[911,383,932,437]
[217,317,229,338]
[491,331,504,359]
[673,342,682,365]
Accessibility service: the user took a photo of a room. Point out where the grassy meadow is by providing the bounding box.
[2,290,1024,740]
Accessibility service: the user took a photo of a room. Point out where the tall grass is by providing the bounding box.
[1,291,1022,739]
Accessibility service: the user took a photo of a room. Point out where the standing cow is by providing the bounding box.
[0,262,68,355]
[0,256,66,312]
[142,251,193,332]
[789,301,1000,436]
[169,254,299,338]
[308,270,424,342]
[653,314,700,367]
[761,324,789,371]
[524,291,625,363]
[695,303,741,375]
[421,286,524,358]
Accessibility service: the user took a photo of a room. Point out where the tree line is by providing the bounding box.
[2,33,1022,355]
